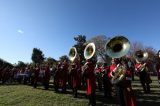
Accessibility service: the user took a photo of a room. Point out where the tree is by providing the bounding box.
[129,41,144,57]
[45,57,57,67]
[0,58,13,69]
[73,35,87,65]
[88,35,111,64]
[74,35,86,44]
[59,55,69,62]
[31,48,45,64]
[0,58,3,68]
[16,61,27,69]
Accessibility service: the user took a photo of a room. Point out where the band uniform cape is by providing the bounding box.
[83,61,96,95]
[110,63,136,106]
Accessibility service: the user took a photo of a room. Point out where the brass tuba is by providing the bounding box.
[105,36,130,58]
[69,47,77,62]
[134,50,148,72]
[82,43,96,73]
[134,50,148,63]
[105,36,131,84]
[84,42,96,60]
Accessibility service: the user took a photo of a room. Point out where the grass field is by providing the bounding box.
[0,76,159,106]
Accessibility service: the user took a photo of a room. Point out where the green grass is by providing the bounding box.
[0,76,160,106]
[0,85,88,106]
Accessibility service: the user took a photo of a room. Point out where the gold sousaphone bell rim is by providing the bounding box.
[84,42,96,60]
[69,47,77,62]
[134,50,148,62]
[105,36,131,58]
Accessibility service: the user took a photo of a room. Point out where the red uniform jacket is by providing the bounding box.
[44,66,51,82]
[70,64,81,89]
[58,63,69,87]
[110,63,132,86]
[134,63,140,73]
[135,63,152,84]
[109,64,116,78]
[110,63,136,106]
[54,63,62,86]
[84,61,96,95]
[95,67,102,74]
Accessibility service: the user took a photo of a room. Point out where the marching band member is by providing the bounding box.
[135,58,152,93]
[33,64,40,88]
[61,60,69,93]
[110,58,136,106]
[82,59,96,106]
[102,62,112,98]
[54,60,69,93]
[69,59,81,98]
[23,67,30,84]
[43,64,51,90]
[155,50,160,84]
[54,62,62,92]
[95,64,103,91]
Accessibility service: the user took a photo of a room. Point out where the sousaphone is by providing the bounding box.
[134,50,148,63]
[84,42,96,60]
[105,36,131,84]
[134,50,148,72]
[69,47,77,62]
[82,42,96,73]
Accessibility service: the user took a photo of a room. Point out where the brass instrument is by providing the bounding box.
[134,50,148,72]
[81,62,88,73]
[105,36,130,58]
[105,36,131,84]
[69,47,77,62]
[134,50,148,63]
[110,64,127,84]
[84,42,96,60]
[82,42,96,75]
[136,63,147,72]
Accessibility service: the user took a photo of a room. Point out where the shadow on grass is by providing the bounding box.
[0,80,159,106]
[134,89,160,106]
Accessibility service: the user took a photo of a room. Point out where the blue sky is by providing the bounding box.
[0,0,160,64]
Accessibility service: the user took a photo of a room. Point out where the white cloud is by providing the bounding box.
[17,29,24,34]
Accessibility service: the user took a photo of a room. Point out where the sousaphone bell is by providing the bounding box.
[82,42,96,74]
[69,47,77,62]
[84,42,96,60]
[134,50,148,63]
